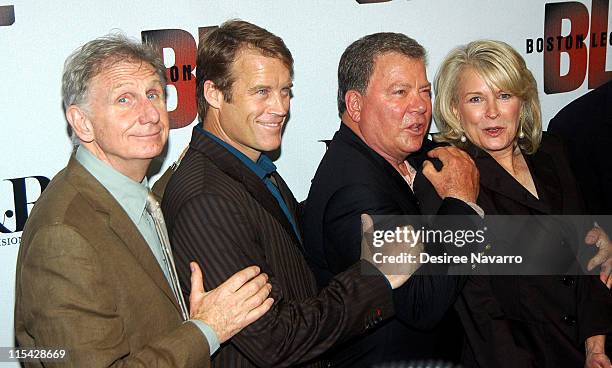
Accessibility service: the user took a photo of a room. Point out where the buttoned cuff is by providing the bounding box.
[188,320,220,355]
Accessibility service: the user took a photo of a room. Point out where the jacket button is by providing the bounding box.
[562,315,577,326]
[561,276,575,286]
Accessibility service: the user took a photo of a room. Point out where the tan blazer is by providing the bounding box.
[14,156,210,367]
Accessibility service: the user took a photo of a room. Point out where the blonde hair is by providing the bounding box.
[433,40,541,154]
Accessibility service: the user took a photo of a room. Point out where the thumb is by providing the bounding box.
[422,160,438,181]
[361,214,374,236]
[190,261,207,295]
[188,261,206,319]
[360,214,375,260]
[587,249,608,271]
[361,214,374,248]
[585,227,601,245]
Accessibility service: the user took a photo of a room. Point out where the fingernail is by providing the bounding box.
[190,263,195,272]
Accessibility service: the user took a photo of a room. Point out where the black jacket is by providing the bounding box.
[302,123,477,366]
[548,80,612,229]
[450,134,612,368]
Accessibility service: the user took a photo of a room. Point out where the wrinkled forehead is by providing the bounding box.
[373,51,425,70]
[87,59,162,97]
[369,52,428,86]
[230,48,292,83]
[96,57,158,80]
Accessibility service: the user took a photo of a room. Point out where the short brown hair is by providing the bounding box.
[433,40,542,154]
[337,32,426,118]
[196,19,294,122]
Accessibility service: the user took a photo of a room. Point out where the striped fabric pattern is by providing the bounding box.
[161,128,394,368]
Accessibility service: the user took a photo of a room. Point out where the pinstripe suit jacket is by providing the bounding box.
[162,128,394,368]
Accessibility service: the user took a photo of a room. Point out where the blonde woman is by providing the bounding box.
[432,40,612,368]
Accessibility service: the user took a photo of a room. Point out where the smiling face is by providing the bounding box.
[208,49,292,162]
[454,67,522,157]
[357,52,432,162]
[80,60,169,180]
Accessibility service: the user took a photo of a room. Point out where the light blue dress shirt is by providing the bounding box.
[76,146,220,354]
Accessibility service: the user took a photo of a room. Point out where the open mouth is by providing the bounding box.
[406,123,425,134]
[483,127,504,137]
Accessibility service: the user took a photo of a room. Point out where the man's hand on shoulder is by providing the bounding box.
[423,146,479,203]
[188,263,274,343]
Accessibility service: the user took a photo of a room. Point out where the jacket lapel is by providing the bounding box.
[337,124,418,211]
[270,172,303,242]
[65,156,182,314]
[190,130,302,246]
[525,149,562,213]
[466,143,556,214]
[409,138,445,214]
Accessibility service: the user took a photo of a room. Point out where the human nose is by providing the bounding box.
[486,101,500,119]
[139,97,161,124]
[409,92,428,114]
[268,92,289,117]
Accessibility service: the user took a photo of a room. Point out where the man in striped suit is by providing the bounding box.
[162,20,420,367]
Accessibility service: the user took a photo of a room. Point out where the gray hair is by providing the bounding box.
[62,33,166,145]
[337,32,427,118]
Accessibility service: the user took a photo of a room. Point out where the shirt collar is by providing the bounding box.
[75,145,149,224]
[198,126,276,179]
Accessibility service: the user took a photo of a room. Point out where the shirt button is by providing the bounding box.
[562,315,577,326]
[561,276,575,286]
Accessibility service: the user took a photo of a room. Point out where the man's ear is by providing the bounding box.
[345,90,362,123]
[203,80,223,110]
[65,105,95,143]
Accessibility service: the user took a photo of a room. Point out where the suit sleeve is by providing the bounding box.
[170,193,394,367]
[17,224,210,368]
[577,276,612,343]
[323,184,467,330]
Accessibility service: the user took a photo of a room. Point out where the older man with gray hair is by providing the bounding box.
[302,32,481,366]
[14,34,273,367]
